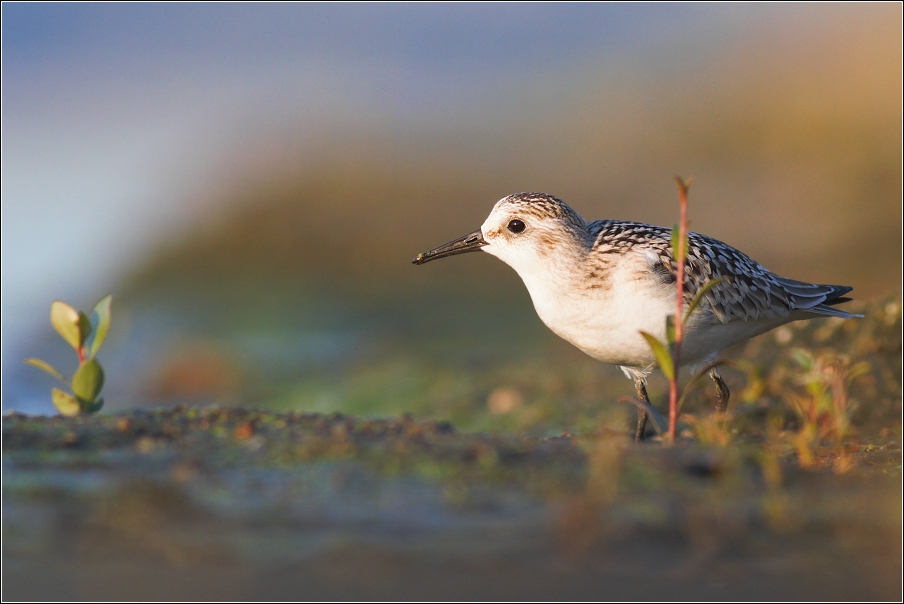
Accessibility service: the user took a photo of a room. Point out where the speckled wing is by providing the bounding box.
[587,220,858,324]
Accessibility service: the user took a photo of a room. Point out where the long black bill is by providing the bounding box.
[412,228,487,265]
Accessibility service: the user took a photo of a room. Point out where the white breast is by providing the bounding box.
[518,251,788,369]
[519,253,675,367]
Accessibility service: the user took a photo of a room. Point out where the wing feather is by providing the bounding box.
[588,221,858,324]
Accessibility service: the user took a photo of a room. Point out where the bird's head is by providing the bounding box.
[412,193,588,275]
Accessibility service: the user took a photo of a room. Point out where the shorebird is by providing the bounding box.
[412,192,860,440]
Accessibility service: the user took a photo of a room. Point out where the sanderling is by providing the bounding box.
[413,192,860,440]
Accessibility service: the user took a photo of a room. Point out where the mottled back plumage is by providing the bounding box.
[585,220,857,324]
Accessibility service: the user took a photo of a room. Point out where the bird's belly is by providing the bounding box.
[530,280,675,368]
[527,265,788,369]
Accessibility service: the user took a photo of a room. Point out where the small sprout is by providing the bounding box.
[25,296,113,416]
[639,331,675,381]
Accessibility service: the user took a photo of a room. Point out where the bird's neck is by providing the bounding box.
[513,232,595,309]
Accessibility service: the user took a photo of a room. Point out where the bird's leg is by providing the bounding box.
[634,377,650,442]
[710,366,730,414]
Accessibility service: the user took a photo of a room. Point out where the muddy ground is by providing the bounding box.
[3,407,900,600]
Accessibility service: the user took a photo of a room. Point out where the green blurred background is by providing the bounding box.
[2,4,900,432]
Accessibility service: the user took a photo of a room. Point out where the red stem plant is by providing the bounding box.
[638,178,710,444]
[668,177,690,442]
[636,179,733,444]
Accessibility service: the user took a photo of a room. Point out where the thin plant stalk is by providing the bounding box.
[668,177,691,443]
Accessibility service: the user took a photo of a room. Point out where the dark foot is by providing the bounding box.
[634,378,650,442]
[710,367,730,414]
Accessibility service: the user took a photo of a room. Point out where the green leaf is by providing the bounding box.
[683,276,730,324]
[24,358,67,383]
[50,301,81,351]
[72,359,105,402]
[77,311,92,350]
[52,388,81,416]
[82,397,104,414]
[671,224,688,264]
[87,295,113,359]
[671,224,679,260]
[640,331,675,381]
[665,314,676,346]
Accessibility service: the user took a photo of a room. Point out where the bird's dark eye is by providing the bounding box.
[507,219,526,234]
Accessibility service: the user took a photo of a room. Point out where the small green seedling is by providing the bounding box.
[24,295,112,416]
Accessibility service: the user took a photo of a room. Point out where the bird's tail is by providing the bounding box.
[774,277,863,319]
